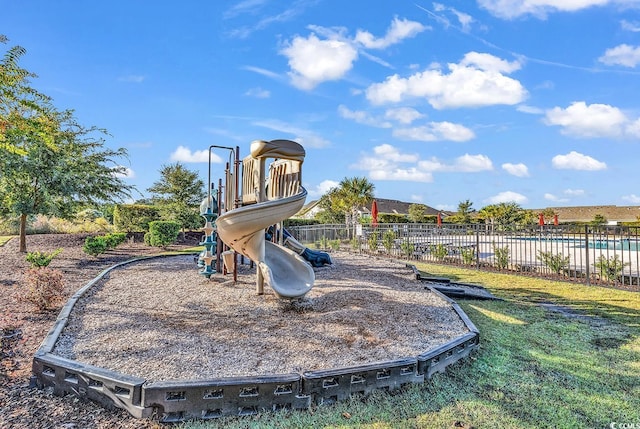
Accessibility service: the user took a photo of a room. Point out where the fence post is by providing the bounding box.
[475,230,480,269]
[584,225,590,286]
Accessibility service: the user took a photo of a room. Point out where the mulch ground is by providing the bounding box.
[0,233,199,429]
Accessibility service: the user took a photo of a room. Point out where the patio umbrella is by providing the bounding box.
[437,212,442,227]
[554,214,559,226]
[371,200,378,227]
[539,213,545,226]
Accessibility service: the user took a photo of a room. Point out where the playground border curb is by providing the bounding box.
[32,254,480,422]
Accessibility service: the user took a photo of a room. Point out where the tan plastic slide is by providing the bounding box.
[216,187,315,299]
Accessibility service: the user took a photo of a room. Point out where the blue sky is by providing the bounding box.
[3,0,640,211]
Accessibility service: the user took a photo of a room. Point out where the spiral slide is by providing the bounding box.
[216,187,315,299]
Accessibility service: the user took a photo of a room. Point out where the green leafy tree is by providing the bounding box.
[457,199,474,224]
[408,204,428,223]
[0,39,134,252]
[478,202,524,231]
[147,162,206,233]
[319,177,374,237]
[591,214,607,226]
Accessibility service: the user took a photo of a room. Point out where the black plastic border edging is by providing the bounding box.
[32,254,480,422]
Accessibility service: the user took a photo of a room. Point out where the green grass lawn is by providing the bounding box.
[175,262,638,428]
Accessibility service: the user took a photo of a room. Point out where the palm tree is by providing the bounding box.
[329,177,375,237]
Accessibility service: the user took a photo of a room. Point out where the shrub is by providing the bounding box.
[400,239,415,258]
[382,230,396,254]
[113,204,161,232]
[350,237,361,252]
[493,243,510,270]
[594,255,629,282]
[21,267,65,311]
[460,246,476,265]
[430,243,448,261]
[146,221,180,248]
[316,236,330,250]
[104,232,127,249]
[83,236,108,257]
[330,239,341,251]
[537,250,570,275]
[25,248,62,268]
[367,231,379,252]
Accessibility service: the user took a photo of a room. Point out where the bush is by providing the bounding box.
[430,243,448,261]
[493,243,510,270]
[113,204,161,232]
[460,246,476,265]
[367,231,379,252]
[104,232,127,249]
[146,221,180,248]
[25,248,62,268]
[21,267,65,311]
[382,230,396,253]
[594,255,629,282]
[537,250,570,274]
[83,236,107,257]
[400,239,415,258]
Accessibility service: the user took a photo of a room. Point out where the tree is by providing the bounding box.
[0,39,135,252]
[318,177,374,236]
[477,202,524,231]
[591,213,607,226]
[408,203,428,223]
[457,199,474,224]
[147,162,206,232]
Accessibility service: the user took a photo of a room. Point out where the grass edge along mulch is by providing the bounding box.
[174,262,639,429]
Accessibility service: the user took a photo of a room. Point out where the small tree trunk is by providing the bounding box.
[19,213,27,253]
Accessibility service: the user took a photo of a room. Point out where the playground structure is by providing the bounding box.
[197,139,331,298]
[31,138,480,422]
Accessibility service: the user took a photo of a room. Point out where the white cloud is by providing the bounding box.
[411,194,424,202]
[245,87,270,98]
[517,104,544,114]
[307,179,339,198]
[354,16,427,49]
[252,120,331,148]
[393,121,475,142]
[621,20,640,32]
[544,193,568,202]
[478,0,614,19]
[280,33,358,90]
[544,101,631,138]
[170,146,221,163]
[338,105,392,128]
[419,153,493,172]
[384,107,424,124]
[118,75,145,83]
[564,188,585,196]
[551,151,607,171]
[373,144,419,162]
[351,145,432,182]
[369,167,434,182]
[502,162,529,177]
[243,66,282,80]
[622,194,640,203]
[365,52,527,109]
[485,191,528,204]
[112,166,135,179]
[598,44,640,67]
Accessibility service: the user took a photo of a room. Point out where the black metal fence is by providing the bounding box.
[288,223,640,288]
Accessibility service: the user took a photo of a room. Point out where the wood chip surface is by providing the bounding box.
[53,252,469,382]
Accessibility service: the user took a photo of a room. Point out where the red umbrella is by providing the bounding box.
[371,200,378,227]
[554,214,559,226]
[437,212,442,227]
[539,213,545,226]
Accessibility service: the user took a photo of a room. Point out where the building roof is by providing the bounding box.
[542,205,640,223]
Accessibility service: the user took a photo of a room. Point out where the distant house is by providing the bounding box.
[541,205,640,224]
[296,198,444,221]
